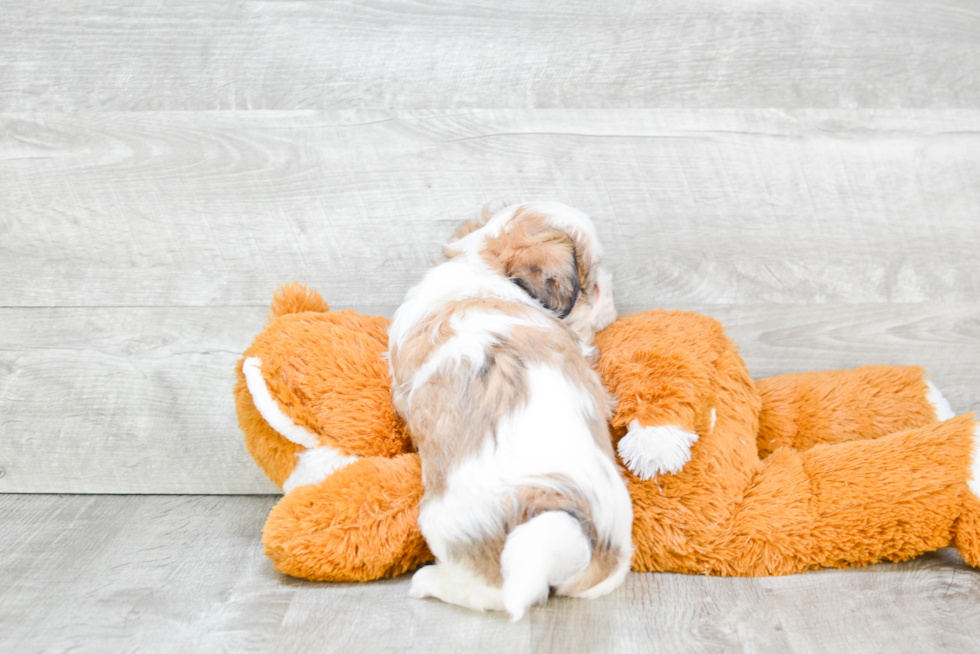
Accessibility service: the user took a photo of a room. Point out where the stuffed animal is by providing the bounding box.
[235,283,980,581]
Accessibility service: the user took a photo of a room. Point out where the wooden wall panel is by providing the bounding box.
[1,3,978,496]
[3,110,979,309]
[2,1,979,111]
[0,304,976,493]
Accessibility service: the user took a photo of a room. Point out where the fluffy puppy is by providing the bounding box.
[387,202,633,620]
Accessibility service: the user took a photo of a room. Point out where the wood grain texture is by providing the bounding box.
[2,0,979,112]
[1,303,976,494]
[0,306,277,493]
[2,494,979,653]
[3,110,979,308]
[3,1,980,649]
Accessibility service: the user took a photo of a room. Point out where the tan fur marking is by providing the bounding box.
[559,539,621,596]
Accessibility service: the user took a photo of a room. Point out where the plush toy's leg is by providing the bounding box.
[726,414,977,576]
[262,454,433,581]
[953,423,980,567]
[954,493,980,568]
[631,414,977,576]
[755,365,951,458]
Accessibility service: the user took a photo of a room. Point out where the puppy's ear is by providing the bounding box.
[503,229,580,319]
[443,205,492,259]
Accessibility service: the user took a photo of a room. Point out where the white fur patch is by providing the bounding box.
[242,357,320,449]
[500,511,592,621]
[591,266,617,333]
[410,562,504,612]
[617,421,699,480]
[925,380,955,422]
[282,446,359,494]
[388,257,537,356]
[710,408,717,431]
[420,365,632,544]
[408,309,553,403]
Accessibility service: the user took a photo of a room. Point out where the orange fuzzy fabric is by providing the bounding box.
[756,366,940,458]
[236,285,980,581]
[263,454,431,581]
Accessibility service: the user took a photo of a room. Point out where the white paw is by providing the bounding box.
[409,563,504,612]
[617,421,699,480]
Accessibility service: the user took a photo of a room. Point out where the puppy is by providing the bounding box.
[387,202,633,620]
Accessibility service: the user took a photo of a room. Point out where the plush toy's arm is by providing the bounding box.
[617,421,701,480]
[596,337,715,481]
[630,414,980,576]
[755,365,947,458]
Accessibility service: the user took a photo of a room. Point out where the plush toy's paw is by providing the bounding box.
[617,421,699,480]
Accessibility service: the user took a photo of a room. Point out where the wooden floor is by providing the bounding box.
[4,494,980,654]
[2,1,979,651]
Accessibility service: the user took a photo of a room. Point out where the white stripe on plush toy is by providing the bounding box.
[282,446,359,493]
[242,356,322,449]
[925,380,955,422]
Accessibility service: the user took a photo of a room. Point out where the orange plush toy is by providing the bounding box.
[236,283,980,581]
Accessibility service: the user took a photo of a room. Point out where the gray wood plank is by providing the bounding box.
[0,303,976,494]
[3,110,979,309]
[762,550,980,653]
[2,0,979,112]
[0,495,286,653]
[692,303,980,414]
[0,306,277,494]
[2,494,978,653]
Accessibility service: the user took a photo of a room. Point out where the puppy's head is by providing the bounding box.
[445,202,617,343]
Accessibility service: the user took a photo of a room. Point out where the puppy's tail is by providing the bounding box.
[499,511,593,621]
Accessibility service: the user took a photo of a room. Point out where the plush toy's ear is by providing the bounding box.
[268,282,330,321]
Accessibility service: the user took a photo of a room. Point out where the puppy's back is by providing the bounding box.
[411,340,633,618]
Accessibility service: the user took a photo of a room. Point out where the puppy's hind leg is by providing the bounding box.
[499,511,592,622]
[409,562,505,613]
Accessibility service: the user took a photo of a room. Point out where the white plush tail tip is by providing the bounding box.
[499,511,591,621]
[969,423,980,499]
[925,380,956,422]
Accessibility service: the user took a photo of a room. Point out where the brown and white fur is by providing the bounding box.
[388,202,633,620]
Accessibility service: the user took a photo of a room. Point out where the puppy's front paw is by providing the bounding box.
[617,421,699,481]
